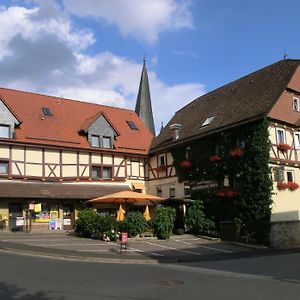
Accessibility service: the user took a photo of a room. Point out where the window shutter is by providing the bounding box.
[273,166,284,182]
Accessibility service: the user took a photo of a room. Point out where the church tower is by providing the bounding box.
[135,59,155,136]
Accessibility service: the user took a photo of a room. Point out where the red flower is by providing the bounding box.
[287,182,299,190]
[216,190,240,198]
[209,155,221,162]
[277,182,288,190]
[229,147,244,158]
[180,160,191,168]
[277,143,292,151]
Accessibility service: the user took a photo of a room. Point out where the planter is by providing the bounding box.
[229,147,244,158]
[180,160,191,168]
[220,221,240,241]
[277,182,288,190]
[209,155,221,162]
[157,165,167,172]
[277,143,292,151]
[287,182,299,190]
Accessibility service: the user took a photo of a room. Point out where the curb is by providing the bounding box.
[230,241,269,250]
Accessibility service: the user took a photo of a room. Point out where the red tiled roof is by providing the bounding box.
[0,88,153,155]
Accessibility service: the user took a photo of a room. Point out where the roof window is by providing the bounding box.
[201,116,215,127]
[127,121,138,130]
[42,107,53,116]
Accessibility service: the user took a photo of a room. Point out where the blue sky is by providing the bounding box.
[1,0,300,132]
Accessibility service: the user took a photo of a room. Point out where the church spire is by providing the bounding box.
[135,59,155,136]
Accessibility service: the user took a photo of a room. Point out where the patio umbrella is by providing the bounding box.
[143,205,151,221]
[116,204,125,222]
[88,190,163,204]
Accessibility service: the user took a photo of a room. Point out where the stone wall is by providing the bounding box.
[270,221,300,247]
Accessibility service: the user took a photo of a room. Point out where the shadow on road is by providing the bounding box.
[0,282,65,300]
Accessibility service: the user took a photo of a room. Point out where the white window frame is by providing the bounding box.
[102,136,112,149]
[293,97,300,112]
[0,161,9,174]
[91,135,100,147]
[0,124,10,138]
[276,128,286,144]
[286,170,295,183]
[294,132,300,149]
[201,116,215,127]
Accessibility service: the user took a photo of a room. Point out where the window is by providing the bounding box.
[91,166,101,179]
[286,171,294,183]
[294,132,300,149]
[102,136,112,149]
[0,125,9,138]
[184,183,191,196]
[169,186,176,198]
[42,107,53,116]
[293,97,300,112]
[201,116,215,127]
[127,121,139,130]
[156,187,162,197]
[91,135,100,147]
[103,167,112,179]
[273,167,284,182]
[160,156,165,166]
[0,161,8,174]
[276,128,285,144]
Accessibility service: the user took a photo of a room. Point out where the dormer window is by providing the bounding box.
[201,116,215,127]
[91,135,101,147]
[293,97,300,112]
[0,124,9,138]
[102,136,112,148]
[42,107,53,116]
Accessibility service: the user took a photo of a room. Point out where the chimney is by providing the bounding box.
[170,123,182,141]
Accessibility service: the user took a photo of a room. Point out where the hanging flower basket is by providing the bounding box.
[180,160,191,168]
[216,190,239,198]
[229,147,244,158]
[277,143,292,151]
[209,155,221,162]
[277,182,288,190]
[287,182,299,190]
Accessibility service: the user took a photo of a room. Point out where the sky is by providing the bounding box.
[1,0,300,133]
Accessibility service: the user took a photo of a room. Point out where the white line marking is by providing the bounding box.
[142,241,203,256]
[172,239,233,253]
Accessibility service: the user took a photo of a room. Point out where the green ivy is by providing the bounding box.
[171,119,273,244]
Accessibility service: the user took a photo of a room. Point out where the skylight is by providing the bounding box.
[127,121,139,130]
[42,107,53,116]
[201,116,215,127]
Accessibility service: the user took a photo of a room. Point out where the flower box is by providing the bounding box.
[229,147,244,158]
[277,143,292,151]
[180,160,191,168]
[277,182,288,190]
[216,190,239,198]
[209,155,221,162]
[287,182,299,190]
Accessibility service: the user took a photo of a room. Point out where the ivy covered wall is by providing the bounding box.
[171,119,273,244]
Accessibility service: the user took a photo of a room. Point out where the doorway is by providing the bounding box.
[9,203,23,231]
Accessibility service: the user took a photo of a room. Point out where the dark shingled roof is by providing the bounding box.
[151,59,300,152]
[0,181,130,199]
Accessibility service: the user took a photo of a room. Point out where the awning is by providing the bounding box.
[0,181,131,200]
[132,182,144,190]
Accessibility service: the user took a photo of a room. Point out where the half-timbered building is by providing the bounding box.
[147,59,300,246]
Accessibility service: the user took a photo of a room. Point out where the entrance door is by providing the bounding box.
[9,203,23,231]
[63,204,75,230]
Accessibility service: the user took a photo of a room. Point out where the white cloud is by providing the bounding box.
[0,2,203,133]
[62,0,193,43]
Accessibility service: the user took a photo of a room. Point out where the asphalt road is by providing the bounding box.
[1,250,300,300]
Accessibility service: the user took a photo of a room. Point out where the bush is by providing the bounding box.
[75,208,102,238]
[75,209,119,238]
[122,212,146,237]
[152,206,176,239]
[186,201,215,235]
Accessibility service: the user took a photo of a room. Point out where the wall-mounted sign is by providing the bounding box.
[63,219,71,226]
[29,203,35,210]
[16,217,24,226]
[34,203,42,212]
